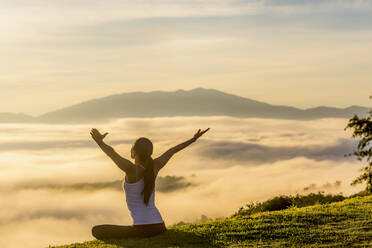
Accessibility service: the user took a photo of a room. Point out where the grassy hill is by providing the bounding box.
[51,195,372,248]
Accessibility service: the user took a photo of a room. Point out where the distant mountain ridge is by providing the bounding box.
[1,88,370,123]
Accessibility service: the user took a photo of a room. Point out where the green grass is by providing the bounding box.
[51,195,372,248]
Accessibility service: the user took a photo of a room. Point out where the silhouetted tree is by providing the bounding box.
[344,96,372,193]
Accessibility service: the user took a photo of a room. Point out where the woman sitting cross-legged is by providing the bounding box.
[90,127,210,239]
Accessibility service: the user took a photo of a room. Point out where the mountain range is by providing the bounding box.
[1,88,370,123]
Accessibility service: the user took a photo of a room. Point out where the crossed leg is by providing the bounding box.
[91,224,136,240]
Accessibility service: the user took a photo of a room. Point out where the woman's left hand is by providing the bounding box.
[90,128,108,143]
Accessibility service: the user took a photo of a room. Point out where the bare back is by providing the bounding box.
[125,160,160,184]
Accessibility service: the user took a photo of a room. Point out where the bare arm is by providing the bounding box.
[155,128,210,172]
[90,128,135,174]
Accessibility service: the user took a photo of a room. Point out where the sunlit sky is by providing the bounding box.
[1,0,372,116]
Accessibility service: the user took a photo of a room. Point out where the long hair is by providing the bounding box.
[132,137,155,206]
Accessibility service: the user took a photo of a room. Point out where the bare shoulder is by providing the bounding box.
[153,148,174,172]
[153,157,161,172]
[123,160,138,176]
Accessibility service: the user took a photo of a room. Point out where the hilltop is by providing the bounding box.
[2,88,370,123]
[51,194,372,248]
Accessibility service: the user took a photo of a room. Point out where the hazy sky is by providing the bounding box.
[1,0,372,115]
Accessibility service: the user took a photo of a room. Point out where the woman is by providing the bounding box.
[90,127,210,239]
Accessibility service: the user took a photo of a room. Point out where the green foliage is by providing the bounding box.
[232,192,346,217]
[345,96,372,193]
[171,214,223,227]
[51,195,372,248]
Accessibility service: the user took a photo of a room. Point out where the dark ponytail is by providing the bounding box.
[142,156,155,206]
[132,137,155,206]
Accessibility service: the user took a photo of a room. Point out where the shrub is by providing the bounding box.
[233,191,346,217]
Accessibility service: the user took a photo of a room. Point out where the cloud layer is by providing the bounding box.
[13,175,194,193]
[198,138,357,163]
[0,116,365,248]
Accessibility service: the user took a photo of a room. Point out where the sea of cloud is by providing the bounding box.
[0,116,365,247]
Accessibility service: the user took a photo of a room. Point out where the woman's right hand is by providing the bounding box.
[192,128,210,141]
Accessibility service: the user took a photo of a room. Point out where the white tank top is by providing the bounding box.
[122,164,164,225]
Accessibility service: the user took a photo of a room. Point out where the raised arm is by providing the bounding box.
[154,128,210,172]
[90,128,135,174]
